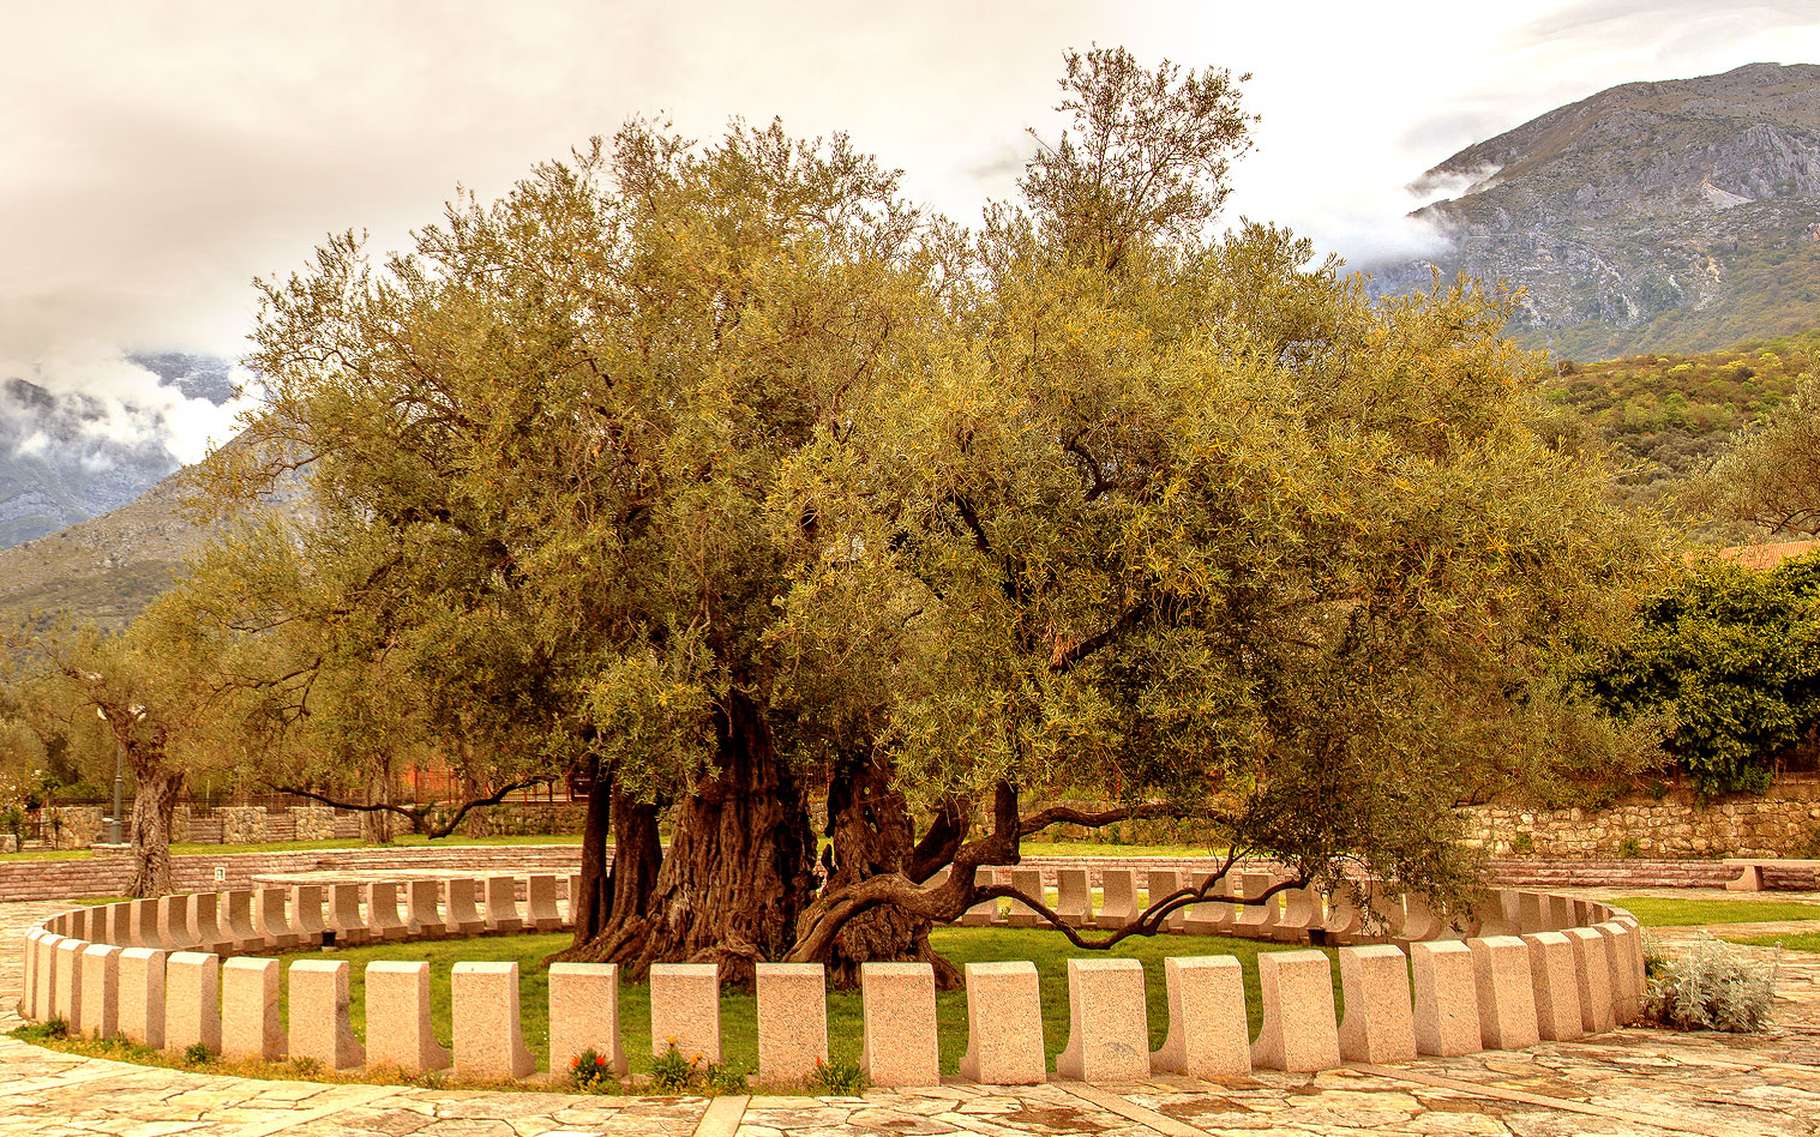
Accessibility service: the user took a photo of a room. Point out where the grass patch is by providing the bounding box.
[0,834,585,862]
[1728,931,1820,953]
[1607,895,1820,928]
[264,926,1338,1079]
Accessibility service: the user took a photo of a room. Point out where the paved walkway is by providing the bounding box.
[1,900,1815,1137]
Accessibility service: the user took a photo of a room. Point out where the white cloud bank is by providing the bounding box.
[3,0,1820,464]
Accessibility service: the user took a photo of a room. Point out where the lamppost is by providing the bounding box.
[97,705,123,845]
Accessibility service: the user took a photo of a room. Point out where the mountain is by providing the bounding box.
[0,353,236,549]
[1371,63,1820,360]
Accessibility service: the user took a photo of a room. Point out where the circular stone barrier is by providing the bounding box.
[16,870,1646,1089]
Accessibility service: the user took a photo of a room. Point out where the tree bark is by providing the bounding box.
[812,752,959,990]
[127,762,185,898]
[564,690,814,985]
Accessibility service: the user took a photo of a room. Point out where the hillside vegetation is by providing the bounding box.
[1543,330,1820,500]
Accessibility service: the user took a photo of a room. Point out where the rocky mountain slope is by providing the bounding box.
[0,353,235,548]
[1371,62,1820,359]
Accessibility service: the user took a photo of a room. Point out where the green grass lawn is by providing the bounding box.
[1607,895,1820,928]
[270,926,1337,1078]
[0,833,584,862]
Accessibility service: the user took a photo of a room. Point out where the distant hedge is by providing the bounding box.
[1585,550,1820,795]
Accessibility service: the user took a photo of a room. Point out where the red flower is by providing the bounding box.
[595,1056,606,1066]
[570,1057,581,1069]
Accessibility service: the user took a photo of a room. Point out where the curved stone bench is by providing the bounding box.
[15,871,1647,1089]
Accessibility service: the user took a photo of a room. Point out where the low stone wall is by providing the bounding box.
[1461,774,1820,859]
[19,871,1647,1090]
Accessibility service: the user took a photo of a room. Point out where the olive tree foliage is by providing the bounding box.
[770,58,1666,956]
[170,47,1663,980]
[1702,372,1820,537]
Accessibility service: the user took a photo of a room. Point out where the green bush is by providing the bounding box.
[1646,938,1777,1032]
[649,1044,696,1093]
[183,1041,213,1066]
[1583,552,1820,795]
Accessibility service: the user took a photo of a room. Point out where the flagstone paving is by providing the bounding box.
[1,897,1815,1136]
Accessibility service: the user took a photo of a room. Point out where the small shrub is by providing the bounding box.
[704,1060,748,1095]
[808,1055,865,1095]
[1618,836,1641,859]
[183,1041,213,1066]
[16,1018,68,1043]
[1509,831,1535,855]
[649,1044,697,1093]
[569,1046,618,1091]
[1647,937,1778,1032]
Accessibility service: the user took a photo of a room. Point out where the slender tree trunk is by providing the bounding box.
[127,762,185,898]
[812,752,960,989]
[565,690,814,985]
[563,764,661,950]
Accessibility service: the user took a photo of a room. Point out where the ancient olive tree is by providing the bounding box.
[194,47,1662,983]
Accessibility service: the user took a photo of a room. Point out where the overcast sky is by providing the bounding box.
[5,0,1820,462]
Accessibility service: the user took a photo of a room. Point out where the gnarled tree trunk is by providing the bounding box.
[564,690,815,985]
[127,762,185,898]
[812,752,960,989]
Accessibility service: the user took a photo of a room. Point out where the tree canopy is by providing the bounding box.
[6,49,1668,965]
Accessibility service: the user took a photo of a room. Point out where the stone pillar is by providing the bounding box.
[444,878,487,935]
[252,888,301,949]
[1004,866,1045,928]
[128,898,164,949]
[859,962,939,1088]
[1545,895,1575,931]
[222,958,284,1061]
[1150,955,1250,1077]
[959,866,1002,926]
[1321,888,1364,940]
[452,961,535,1079]
[1055,958,1149,1082]
[1146,870,1188,931]
[365,882,410,941]
[958,961,1045,1085]
[525,875,564,933]
[104,903,132,948]
[78,944,120,1040]
[1182,873,1235,935]
[1467,936,1540,1050]
[54,938,85,1032]
[1516,892,1547,934]
[405,880,448,938]
[1250,950,1341,1072]
[484,876,525,934]
[164,952,221,1056]
[20,928,40,1021]
[222,890,260,951]
[1565,926,1617,1033]
[756,962,829,1085]
[289,959,364,1070]
[1612,915,1648,1022]
[548,962,624,1078]
[649,963,720,1064]
[367,961,451,1074]
[1338,945,1415,1063]
[1054,868,1092,929]
[1521,931,1583,1042]
[291,886,328,945]
[566,873,582,926]
[185,893,232,956]
[1412,940,1479,1056]
[1400,893,1446,942]
[156,895,194,952]
[33,933,61,1024]
[1596,921,1642,1025]
[1272,885,1320,944]
[1095,869,1138,930]
[326,883,369,945]
[117,947,166,1048]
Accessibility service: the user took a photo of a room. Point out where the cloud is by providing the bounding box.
[2,0,1820,465]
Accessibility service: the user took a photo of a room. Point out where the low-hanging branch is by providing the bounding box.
[265,777,550,839]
